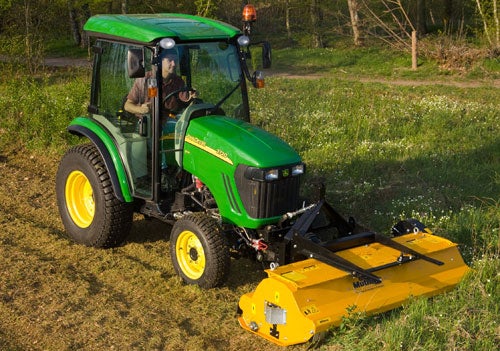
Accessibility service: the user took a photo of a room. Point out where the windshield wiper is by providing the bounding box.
[212,79,242,113]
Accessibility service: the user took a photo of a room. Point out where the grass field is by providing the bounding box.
[0,47,498,350]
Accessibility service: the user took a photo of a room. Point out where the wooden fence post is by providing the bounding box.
[412,30,418,70]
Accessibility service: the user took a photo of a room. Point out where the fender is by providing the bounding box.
[68,117,133,202]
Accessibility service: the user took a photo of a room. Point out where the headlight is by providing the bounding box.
[292,164,304,176]
[242,163,305,182]
[237,35,250,47]
[159,38,176,49]
[265,169,279,181]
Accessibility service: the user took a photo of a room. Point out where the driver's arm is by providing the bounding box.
[124,99,150,115]
[124,76,151,116]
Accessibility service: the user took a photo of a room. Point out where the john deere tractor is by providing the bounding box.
[56,6,469,347]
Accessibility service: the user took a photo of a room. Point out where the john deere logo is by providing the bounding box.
[282,169,289,177]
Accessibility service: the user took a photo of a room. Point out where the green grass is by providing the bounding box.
[250,76,499,233]
[0,47,498,350]
[0,65,89,150]
[271,46,500,80]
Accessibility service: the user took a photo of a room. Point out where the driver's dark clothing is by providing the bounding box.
[127,71,189,114]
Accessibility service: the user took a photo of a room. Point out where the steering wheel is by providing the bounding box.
[162,87,186,104]
[162,87,200,104]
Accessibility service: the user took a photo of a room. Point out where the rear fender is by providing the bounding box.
[68,117,133,202]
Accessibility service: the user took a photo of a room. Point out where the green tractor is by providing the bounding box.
[56,7,469,347]
[56,11,300,289]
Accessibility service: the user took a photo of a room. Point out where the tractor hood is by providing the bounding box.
[183,116,301,169]
[180,115,303,228]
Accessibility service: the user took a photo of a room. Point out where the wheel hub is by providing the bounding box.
[189,248,199,261]
[176,230,206,279]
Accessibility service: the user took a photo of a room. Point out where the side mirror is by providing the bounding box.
[127,48,145,78]
[262,41,271,69]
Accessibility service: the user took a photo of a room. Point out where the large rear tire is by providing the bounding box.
[56,143,133,248]
[170,213,230,288]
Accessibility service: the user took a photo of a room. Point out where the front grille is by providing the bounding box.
[235,164,302,219]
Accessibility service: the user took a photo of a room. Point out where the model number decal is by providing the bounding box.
[185,135,233,165]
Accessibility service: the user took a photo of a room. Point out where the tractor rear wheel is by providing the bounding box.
[56,143,133,248]
[170,213,230,288]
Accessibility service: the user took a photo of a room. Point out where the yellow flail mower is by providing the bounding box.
[237,201,470,346]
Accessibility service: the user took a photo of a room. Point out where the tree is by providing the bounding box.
[475,0,500,50]
[68,0,81,45]
[285,0,292,40]
[67,0,91,49]
[310,0,324,47]
[414,0,428,35]
[0,0,56,73]
[361,0,415,50]
[347,0,363,46]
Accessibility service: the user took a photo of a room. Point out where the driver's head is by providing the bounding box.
[161,49,178,78]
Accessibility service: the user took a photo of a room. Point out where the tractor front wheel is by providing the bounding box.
[56,143,133,248]
[170,213,230,288]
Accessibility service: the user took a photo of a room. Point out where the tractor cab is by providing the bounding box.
[86,32,266,201]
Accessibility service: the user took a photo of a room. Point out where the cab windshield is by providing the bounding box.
[89,39,249,199]
[167,41,247,120]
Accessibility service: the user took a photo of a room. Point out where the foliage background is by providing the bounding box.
[1,0,499,73]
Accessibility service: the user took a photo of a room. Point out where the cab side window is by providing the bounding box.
[91,40,151,128]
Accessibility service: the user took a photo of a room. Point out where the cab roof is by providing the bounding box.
[84,13,241,44]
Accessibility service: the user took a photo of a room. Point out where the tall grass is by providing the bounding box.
[250,77,499,231]
[0,65,89,150]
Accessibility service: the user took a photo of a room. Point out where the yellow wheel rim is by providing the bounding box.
[175,230,206,280]
[65,170,95,228]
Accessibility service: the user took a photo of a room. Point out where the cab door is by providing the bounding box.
[88,39,154,198]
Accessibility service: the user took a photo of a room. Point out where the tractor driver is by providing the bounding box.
[124,49,197,117]
[124,49,197,191]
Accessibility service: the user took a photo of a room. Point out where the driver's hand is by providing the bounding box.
[189,90,198,100]
[138,103,150,114]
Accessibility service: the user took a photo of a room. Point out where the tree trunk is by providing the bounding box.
[23,0,44,74]
[347,0,363,46]
[495,0,500,49]
[24,0,32,66]
[444,0,453,25]
[285,0,292,40]
[121,0,128,14]
[310,0,323,48]
[476,0,500,49]
[416,0,427,35]
[68,0,81,46]
[80,3,91,49]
